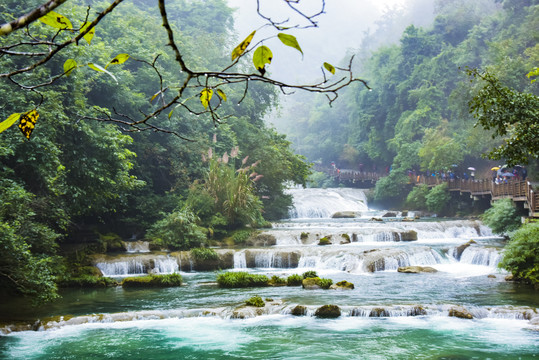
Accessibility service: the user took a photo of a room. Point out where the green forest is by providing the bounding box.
[274,0,538,203]
[0,0,538,306]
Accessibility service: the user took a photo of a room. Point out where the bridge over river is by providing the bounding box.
[319,167,539,218]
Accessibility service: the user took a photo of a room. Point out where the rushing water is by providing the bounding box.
[1,188,538,359]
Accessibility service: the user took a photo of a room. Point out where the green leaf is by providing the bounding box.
[526,67,539,84]
[216,89,227,102]
[323,62,336,75]
[39,11,73,30]
[232,30,256,61]
[105,53,130,69]
[63,59,77,76]
[0,113,21,134]
[88,63,118,83]
[80,22,95,45]
[200,88,213,109]
[253,46,273,75]
[277,33,303,56]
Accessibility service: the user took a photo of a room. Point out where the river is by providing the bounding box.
[1,188,538,359]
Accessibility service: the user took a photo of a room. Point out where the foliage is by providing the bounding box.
[190,247,219,262]
[373,169,410,204]
[245,295,265,307]
[425,183,450,215]
[405,184,430,210]
[317,278,333,289]
[302,270,318,279]
[286,274,303,286]
[498,222,539,287]
[121,273,183,288]
[146,207,207,250]
[481,199,522,235]
[268,275,286,286]
[58,275,118,288]
[216,271,269,288]
[468,68,539,166]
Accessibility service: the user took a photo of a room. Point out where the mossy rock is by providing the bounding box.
[318,236,332,246]
[382,212,397,218]
[448,306,473,319]
[397,266,438,274]
[291,305,307,316]
[121,273,183,288]
[400,230,418,241]
[330,280,355,290]
[99,233,125,252]
[268,275,287,287]
[331,211,358,219]
[369,308,390,317]
[409,305,427,316]
[340,233,351,244]
[300,232,309,240]
[314,305,341,318]
[245,295,265,307]
[302,277,333,290]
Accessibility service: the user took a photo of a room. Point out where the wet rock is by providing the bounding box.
[401,210,409,217]
[400,230,418,241]
[340,233,351,244]
[245,234,277,247]
[314,305,341,318]
[302,277,322,290]
[505,274,514,281]
[530,317,539,326]
[370,217,384,222]
[408,305,427,316]
[487,274,496,279]
[382,212,397,218]
[369,308,390,317]
[331,211,359,218]
[330,280,355,290]
[318,236,332,246]
[397,266,438,274]
[454,240,476,260]
[448,306,473,319]
[402,217,415,222]
[291,305,307,316]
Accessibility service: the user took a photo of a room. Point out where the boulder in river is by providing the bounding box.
[382,212,397,218]
[448,306,473,319]
[330,280,355,290]
[397,266,438,274]
[291,305,308,316]
[331,211,359,218]
[246,234,277,247]
[400,230,418,241]
[314,305,341,318]
[454,239,477,260]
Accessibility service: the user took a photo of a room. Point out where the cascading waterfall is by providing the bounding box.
[287,188,369,218]
[96,259,146,277]
[233,251,247,269]
[153,256,179,274]
[459,247,502,267]
[125,241,150,253]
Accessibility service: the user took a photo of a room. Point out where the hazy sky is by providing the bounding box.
[226,0,409,82]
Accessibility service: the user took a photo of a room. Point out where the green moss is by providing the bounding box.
[341,234,350,241]
[291,305,307,316]
[300,232,309,240]
[58,275,118,288]
[268,275,286,286]
[314,305,341,318]
[98,232,125,252]
[216,271,269,288]
[317,278,333,289]
[286,274,303,286]
[302,270,318,279]
[335,280,354,289]
[318,236,332,245]
[245,295,265,307]
[302,277,333,289]
[121,273,183,288]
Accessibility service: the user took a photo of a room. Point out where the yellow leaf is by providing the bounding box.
[80,22,95,45]
[216,89,227,102]
[231,31,256,61]
[105,53,130,69]
[323,62,336,75]
[200,88,213,109]
[168,109,174,119]
[18,110,39,140]
[253,46,273,76]
[278,33,303,56]
[0,113,21,134]
[63,59,77,76]
[39,11,73,30]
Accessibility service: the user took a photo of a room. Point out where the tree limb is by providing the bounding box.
[0,0,70,36]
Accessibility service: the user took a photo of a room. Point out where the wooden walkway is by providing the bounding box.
[319,166,539,217]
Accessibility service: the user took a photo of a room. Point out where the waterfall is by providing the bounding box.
[459,247,501,267]
[125,241,150,253]
[234,251,247,269]
[153,256,179,274]
[96,259,146,277]
[287,188,369,219]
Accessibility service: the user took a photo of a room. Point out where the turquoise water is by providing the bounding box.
[1,189,538,359]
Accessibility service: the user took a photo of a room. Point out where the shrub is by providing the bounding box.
[58,275,118,288]
[216,271,269,288]
[146,207,207,250]
[498,222,539,287]
[318,278,333,289]
[269,275,286,286]
[405,184,429,210]
[302,270,318,279]
[481,199,521,235]
[425,183,450,214]
[190,247,219,261]
[245,295,265,307]
[121,273,183,288]
[231,229,254,244]
[287,274,303,286]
